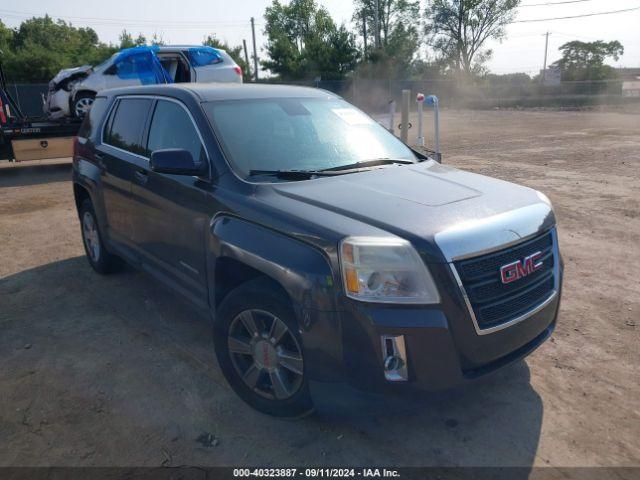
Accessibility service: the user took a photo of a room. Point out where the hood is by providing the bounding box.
[268,161,555,262]
[49,65,92,91]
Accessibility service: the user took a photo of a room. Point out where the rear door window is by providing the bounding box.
[103,98,153,156]
[147,99,206,165]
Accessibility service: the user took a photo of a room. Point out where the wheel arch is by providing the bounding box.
[209,215,344,382]
[208,215,338,315]
[213,257,292,310]
[72,89,97,102]
[73,182,91,213]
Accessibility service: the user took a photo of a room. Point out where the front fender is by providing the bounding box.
[209,214,337,311]
[208,215,344,382]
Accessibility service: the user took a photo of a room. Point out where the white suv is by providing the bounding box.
[45,45,242,119]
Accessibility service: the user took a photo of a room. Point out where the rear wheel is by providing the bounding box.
[79,199,121,274]
[72,92,95,118]
[214,278,314,417]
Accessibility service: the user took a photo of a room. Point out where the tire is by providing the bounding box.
[79,199,121,274]
[72,91,95,119]
[214,278,314,417]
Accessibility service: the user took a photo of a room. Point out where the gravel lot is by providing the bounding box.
[0,109,638,468]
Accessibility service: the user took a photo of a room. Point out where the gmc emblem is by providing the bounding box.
[500,251,543,284]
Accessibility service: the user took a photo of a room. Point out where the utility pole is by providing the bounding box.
[541,31,550,84]
[250,17,259,82]
[373,0,380,49]
[242,39,250,79]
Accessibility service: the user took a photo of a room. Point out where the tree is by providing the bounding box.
[552,40,623,81]
[2,16,116,82]
[425,0,520,77]
[203,34,251,81]
[118,30,147,49]
[263,0,358,80]
[352,0,422,78]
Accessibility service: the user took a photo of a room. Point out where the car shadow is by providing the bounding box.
[0,162,71,188]
[0,256,543,470]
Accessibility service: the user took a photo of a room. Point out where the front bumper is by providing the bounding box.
[302,263,562,393]
[44,89,71,119]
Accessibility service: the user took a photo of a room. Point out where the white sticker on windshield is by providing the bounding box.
[331,108,373,125]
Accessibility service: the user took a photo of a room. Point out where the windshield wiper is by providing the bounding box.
[248,169,339,180]
[249,159,418,179]
[317,158,416,172]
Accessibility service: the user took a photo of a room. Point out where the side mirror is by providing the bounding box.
[150,148,207,176]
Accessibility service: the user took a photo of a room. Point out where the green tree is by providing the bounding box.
[150,32,166,46]
[3,16,116,82]
[0,20,13,52]
[203,34,251,81]
[263,0,358,80]
[425,0,520,77]
[552,40,623,81]
[118,30,147,49]
[352,0,421,78]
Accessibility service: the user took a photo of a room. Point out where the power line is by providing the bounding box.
[521,0,595,6]
[0,8,260,28]
[512,5,640,22]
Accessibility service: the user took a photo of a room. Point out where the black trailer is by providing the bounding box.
[0,59,81,162]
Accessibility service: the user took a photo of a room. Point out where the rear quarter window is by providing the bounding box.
[77,97,108,140]
[103,98,153,156]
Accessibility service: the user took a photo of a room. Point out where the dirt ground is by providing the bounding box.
[0,109,638,469]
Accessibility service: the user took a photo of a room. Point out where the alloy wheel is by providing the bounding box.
[82,211,100,262]
[74,97,94,117]
[228,309,304,400]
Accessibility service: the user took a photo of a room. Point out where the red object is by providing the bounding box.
[500,251,544,284]
[234,66,242,76]
[416,93,425,103]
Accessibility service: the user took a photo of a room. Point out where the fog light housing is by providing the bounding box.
[381,335,408,381]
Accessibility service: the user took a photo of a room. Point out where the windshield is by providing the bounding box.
[93,53,117,72]
[203,97,416,179]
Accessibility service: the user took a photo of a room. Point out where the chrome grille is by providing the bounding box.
[453,230,556,330]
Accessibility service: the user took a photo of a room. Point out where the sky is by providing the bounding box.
[1,0,639,76]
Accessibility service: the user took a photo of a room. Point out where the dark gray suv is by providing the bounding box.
[72,83,563,416]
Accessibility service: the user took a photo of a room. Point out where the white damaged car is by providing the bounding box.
[44,45,242,119]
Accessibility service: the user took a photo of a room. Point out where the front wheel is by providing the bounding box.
[72,92,95,118]
[214,278,314,417]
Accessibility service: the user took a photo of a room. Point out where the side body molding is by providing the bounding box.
[208,215,344,382]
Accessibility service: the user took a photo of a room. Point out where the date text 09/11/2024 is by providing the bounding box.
[232,468,400,478]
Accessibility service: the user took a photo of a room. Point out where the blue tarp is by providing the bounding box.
[113,46,173,85]
[187,46,222,67]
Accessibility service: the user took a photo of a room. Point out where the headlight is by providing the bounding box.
[339,236,440,304]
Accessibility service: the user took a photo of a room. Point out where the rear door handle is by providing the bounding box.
[134,170,148,185]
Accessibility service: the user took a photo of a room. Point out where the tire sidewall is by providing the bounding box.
[79,199,108,273]
[214,280,313,417]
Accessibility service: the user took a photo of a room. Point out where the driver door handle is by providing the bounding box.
[134,170,148,185]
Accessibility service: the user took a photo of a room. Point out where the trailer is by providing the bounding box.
[0,59,81,162]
